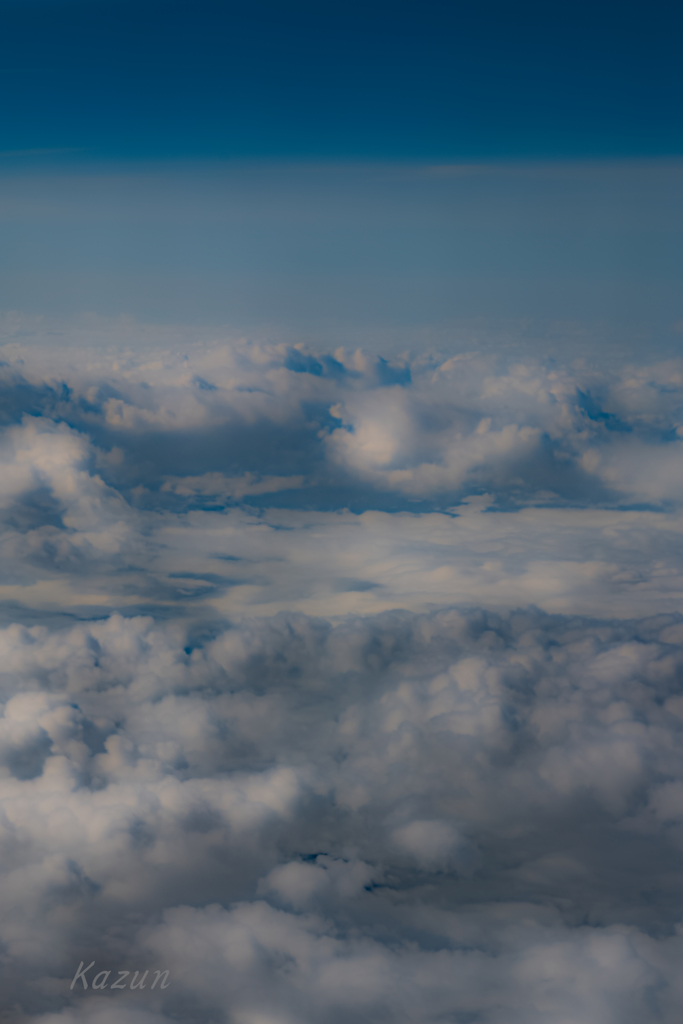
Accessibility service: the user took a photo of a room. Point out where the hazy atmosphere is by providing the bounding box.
[1,1,682,1022]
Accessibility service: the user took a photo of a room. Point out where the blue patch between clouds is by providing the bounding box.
[576,390,632,432]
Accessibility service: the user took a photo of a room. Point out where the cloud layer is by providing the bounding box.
[1,335,683,1021]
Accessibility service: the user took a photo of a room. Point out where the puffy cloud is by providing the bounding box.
[0,606,682,1019]
[2,337,683,505]
[391,819,461,867]
[1,335,683,1020]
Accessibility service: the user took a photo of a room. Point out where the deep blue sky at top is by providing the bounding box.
[2,0,681,161]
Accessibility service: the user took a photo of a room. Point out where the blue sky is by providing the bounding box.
[1,0,681,343]
[1,0,681,161]
[1,159,681,353]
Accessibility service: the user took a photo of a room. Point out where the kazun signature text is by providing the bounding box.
[70,962,170,990]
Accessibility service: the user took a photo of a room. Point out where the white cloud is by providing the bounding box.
[391,819,460,867]
[1,336,683,1020]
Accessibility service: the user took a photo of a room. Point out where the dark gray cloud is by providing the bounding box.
[0,336,682,1021]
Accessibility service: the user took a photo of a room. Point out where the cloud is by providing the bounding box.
[0,606,683,1020]
[161,472,306,500]
[3,336,683,506]
[1,334,683,1020]
[391,819,461,867]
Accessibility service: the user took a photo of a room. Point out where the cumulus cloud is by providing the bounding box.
[1,334,683,1021]
[3,606,683,1022]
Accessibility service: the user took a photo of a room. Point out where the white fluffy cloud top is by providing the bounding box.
[1,336,683,1022]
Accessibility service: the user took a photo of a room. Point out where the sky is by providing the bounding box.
[2,2,683,1023]
[0,0,681,343]
[1,0,682,162]
[1,159,682,351]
